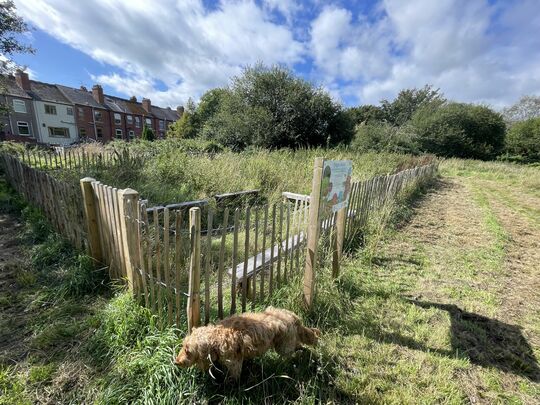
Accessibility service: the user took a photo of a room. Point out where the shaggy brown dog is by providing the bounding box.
[174,307,320,380]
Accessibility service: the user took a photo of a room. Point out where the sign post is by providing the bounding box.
[304,158,352,308]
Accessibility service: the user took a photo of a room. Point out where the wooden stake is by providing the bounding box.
[187,207,201,334]
[332,207,346,278]
[119,188,139,295]
[303,157,324,309]
[80,177,103,263]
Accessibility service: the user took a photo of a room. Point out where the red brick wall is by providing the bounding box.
[75,106,113,143]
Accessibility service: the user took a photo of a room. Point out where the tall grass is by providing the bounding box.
[53,139,433,206]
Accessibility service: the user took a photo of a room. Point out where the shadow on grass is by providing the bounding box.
[408,300,540,382]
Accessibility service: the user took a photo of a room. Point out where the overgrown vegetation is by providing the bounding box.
[349,86,507,160]
[47,139,430,206]
[164,71,539,163]
[168,64,354,150]
[503,117,540,163]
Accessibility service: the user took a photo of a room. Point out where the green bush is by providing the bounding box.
[504,117,540,163]
[380,85,446,126]
[351,122,420,154]
[411,102,506,159]
[348,104,386,125]
[199,64,354,150]
[140,125,155,141]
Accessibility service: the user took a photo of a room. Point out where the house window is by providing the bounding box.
[128,130,135,140]
[145,118,152,126]
[135,116,141,128]
[13,99,27,113]
[45,104,57,115]
[78,108,85,119]
[114,113,121,125]
[115,128,123,139]
[96,127,103,139]
[127,115,133,124]
[67,107,74,115]
[16,121,30,136]
[79,128,86,138]
[94,111,103,122]
[159,120,164,130]
[48,127,70,138]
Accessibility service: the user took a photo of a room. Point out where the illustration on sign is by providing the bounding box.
[320,160,353,214]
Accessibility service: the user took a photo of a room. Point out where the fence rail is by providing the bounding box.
[0,149,438,331]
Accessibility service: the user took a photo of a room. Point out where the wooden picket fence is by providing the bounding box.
[0,149,438,331]
[14,146,148,172]
[0,152,86,250]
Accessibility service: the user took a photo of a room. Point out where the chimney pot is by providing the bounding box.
[92,84,104,104]
[130,96,137,102]
[142,98,151,113]
[15,69,31,91]
[80,85,88,91]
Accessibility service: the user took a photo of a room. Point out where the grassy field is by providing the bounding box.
[1,156,539,404]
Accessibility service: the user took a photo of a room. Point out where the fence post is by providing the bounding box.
[303,157,324,309]
[119,188,139,295]
[187,207,202,334]
[80,177,103,263]
[332,207,346,278]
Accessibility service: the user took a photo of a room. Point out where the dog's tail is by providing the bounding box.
[298,326,321,346]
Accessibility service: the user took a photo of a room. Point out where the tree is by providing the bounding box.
[141,124,155,141]
[380,85,446,126]
[1,1,34,112]
[502,95,540,124]
[411,102,506,160]
[203,64,354,150]
[197,88,227,124]
[352,121,420,154]
[348,104,386,126]
[505,117,540,163]
[167,98,199,139]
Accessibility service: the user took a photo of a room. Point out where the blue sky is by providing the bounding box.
[12,0,540,108]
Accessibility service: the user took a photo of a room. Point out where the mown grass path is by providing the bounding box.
[329,161,540,404]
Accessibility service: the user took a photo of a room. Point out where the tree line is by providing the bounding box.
[168,64,540,164]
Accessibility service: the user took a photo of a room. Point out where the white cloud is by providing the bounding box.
[13,0,540,108]
[14,0,304,106]
[263,0,301,24]
[309,0,540,108]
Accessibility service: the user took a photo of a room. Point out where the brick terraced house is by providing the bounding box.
[1,70,183,145]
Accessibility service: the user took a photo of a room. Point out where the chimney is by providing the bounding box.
[129,96,137,102]
[142,98,151,113]
[176,106,184,117]
[92,84,104,104]
[15,69,31,91]
[80,85,88,92]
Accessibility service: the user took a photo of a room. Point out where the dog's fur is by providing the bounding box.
[174,307,320,380]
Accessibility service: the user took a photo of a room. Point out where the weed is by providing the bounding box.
[0,366,31,405]
[27,364,56,384]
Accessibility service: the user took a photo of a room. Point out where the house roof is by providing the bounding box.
[56,85,107,109]
[27,80,72,104]
[152,106,179,121]
[124,100,147,116]
[105,95,179,121]
[0,75,32,98]
[2,74,181,120]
